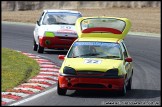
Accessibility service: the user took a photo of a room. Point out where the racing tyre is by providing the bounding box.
[37,43,44,53]
[33,38,38,51]
[57,81,67,95]
[127,76,132,90]
[120,83,127,96]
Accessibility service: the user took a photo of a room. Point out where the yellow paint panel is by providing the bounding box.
[60,58,124,75]
[75,17,131,40]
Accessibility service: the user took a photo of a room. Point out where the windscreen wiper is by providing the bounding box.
[57,22,74,25]
[98,55,120,59]
[73,53,100,58]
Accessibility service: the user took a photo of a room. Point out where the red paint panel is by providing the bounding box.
[37,60,51,62]
[6,89,34,94]
[28,81,52,86]
[39,64,55,68]
[1,101,7,105]
[39,70,56,72]
[2,94,22,100]
[39,36,77,49]
[32,77,57,82]
[38,74,57,77]
[59,76,124,90]
[18,85,44,90]
[82,27,122,34]
[35,59,49,62]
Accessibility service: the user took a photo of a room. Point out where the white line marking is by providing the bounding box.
[37,55,53,60]
[9,87,57,105]
[40,68,58,71]
[36,75,56,78]
[35,59,49,61]
[28,79,56,84]
[36,75,58,80]
[39,65,55,68]
[39,72,58,75]
[2,98,16,103]
[38,62,54,64]
[28,56,40,58]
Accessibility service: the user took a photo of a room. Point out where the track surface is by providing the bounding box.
[2,23,161,105]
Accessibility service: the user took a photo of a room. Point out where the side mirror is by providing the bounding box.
[125,57,132,62]
[36,21,40,26]
[58,55,65,60]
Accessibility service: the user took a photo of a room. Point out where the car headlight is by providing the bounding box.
[63,66,76,75]
[105,68,118,76]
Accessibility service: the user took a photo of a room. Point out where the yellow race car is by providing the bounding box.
[57,16,133,96]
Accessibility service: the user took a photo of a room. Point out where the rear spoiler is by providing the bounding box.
[75,17,131,40]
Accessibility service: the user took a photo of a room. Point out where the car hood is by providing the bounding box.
[39,25,77,37]
[62,58,123,73]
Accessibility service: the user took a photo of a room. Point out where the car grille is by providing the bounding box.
[57,37,76,39]
[77,71,105,76]
[73,83,106,88]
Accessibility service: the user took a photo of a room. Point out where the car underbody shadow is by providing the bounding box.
[66,89,160,99]
[44,49,68,55]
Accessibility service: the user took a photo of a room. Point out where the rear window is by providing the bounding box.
[81,18,126,32]
[42,12,82,25]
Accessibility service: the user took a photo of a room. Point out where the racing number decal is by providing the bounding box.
[84,59,102,64]
[60,26,71,29]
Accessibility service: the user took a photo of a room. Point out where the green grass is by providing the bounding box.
[1,48,40,92]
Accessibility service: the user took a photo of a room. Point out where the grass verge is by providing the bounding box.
[1,48,40,92]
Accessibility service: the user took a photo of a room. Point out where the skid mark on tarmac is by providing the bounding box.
[1,51,60,106]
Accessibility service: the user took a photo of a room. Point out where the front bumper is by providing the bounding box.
[58,74,125,91]
[39,36,77,49]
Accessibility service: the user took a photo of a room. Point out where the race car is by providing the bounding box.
[33,10,82,53]
[57,16,133,96]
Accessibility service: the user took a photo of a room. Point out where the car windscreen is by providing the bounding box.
[81,18,126,33]
[67,41,123,59]
[42,12,82,25]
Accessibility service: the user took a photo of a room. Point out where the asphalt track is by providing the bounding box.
[2,23,161,106]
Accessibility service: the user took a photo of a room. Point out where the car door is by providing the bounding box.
[34,11,45,44]
[121,41,132,82]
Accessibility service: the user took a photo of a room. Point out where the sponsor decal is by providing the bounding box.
[56,29,76,34]
[60,26,71,29]
[84,58,102,64]
[73,42,120,48]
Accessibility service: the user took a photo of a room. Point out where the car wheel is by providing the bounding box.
[120,83,127,96]
[33,38,38,51]
[57,81,67,95]
[127,76,132,90]
[37,43,44,53]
